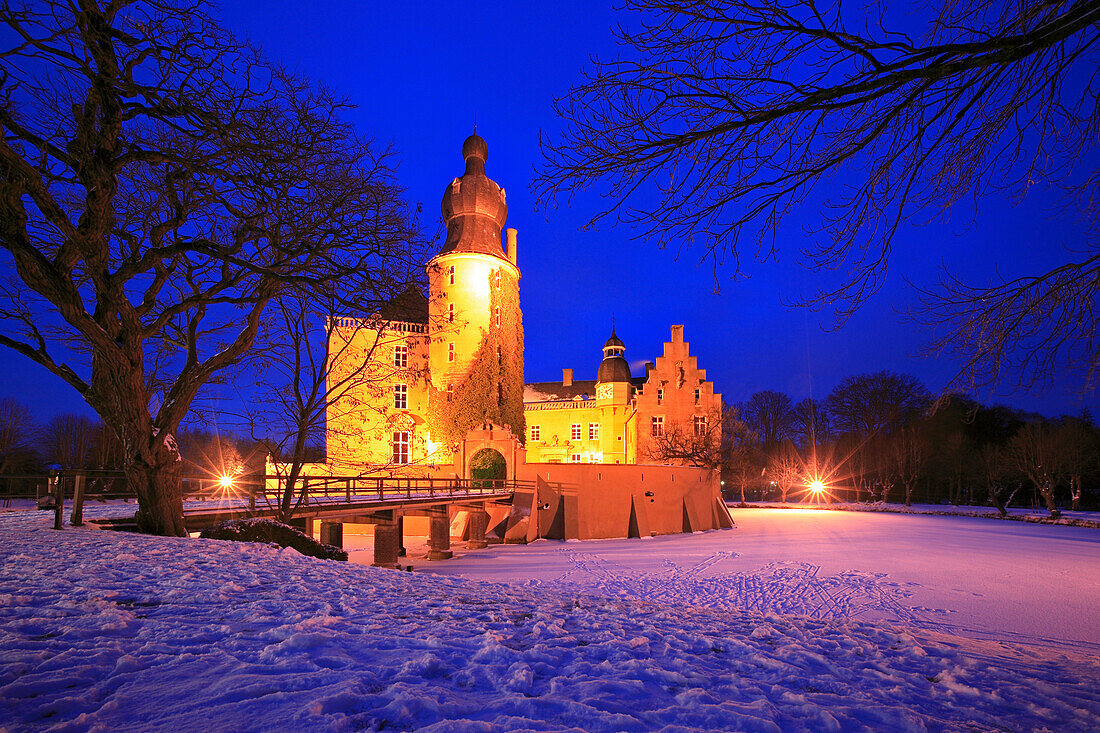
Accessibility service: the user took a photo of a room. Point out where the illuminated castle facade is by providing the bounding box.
[326,135,721,472]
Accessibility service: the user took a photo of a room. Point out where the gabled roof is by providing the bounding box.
[377,285,429,324]
[524,375,647,403]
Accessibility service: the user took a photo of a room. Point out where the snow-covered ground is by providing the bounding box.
[735,500,1100,527]
[2,506,1099,731]
[416,508,1100,654]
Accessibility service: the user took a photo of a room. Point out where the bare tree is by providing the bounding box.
[0,1,414,534]
[827,372,931,437]
[1008,421,1065,517]
[0,397,36,474]
[767,440,803,503]
[536,0,1100,392]
[1053,414,1098,511]
[739,390,795,451]
[721,411,761,504]
[792,397,829,449]
[887,427,924,507]
[240,281,425,522]
[88,422,124,472]
[43,413,98,469]
[979,443,1019,517]
[645,405,729,468]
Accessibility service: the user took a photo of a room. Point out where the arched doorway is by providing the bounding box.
[469,448,507,488]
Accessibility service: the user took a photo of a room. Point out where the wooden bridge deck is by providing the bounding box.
[181,487,516,531]
[82,476,526,533]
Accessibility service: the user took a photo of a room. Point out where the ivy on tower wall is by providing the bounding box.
[428,266,525,447]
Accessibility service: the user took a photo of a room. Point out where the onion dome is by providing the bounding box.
[597,327,631,383]
[439,134,508,258]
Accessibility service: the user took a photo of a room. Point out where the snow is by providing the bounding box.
[418,508,1100,653]
[2,506,1099,731]
[738,500,1100,527]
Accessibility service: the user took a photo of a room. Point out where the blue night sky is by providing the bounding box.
[3,0,1096,421]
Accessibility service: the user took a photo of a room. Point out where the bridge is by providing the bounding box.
[68,474,533,567]
[184,475,527,567]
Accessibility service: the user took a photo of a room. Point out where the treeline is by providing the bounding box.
[723,372,1099,515]
[0,397,271,486]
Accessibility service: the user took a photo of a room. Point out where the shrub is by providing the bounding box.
[200,518,348,561]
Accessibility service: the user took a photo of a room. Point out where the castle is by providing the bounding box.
[322,135,728,540]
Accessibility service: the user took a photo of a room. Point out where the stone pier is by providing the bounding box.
[427,508,453,560]
[373,521,400,568]
[320,521,343,548]
[467,509,490,549]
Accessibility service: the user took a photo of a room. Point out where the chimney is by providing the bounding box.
[506,228,518,264]
[645,361,654,377]
[671,324,684,342]
[562,368,573,387]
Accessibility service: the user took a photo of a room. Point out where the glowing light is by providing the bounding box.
[218,474,235,490]
[809,480,825,493]
[425,434,441,458]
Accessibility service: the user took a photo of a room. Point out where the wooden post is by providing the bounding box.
[70,473,86,527]
[345,478,352,503]
[51,474,63,530]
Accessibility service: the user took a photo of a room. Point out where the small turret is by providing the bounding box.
[597,327,631,383]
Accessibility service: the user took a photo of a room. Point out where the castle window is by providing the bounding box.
[448,265,455,285]
[694,388,701,403]
[571,453,582,463]
[392,432,410,464]
[448,303,454,323]
[588,455,600,464]
[494,269,501,289]
[393,344,408,368]
[493,306,500,328]
[571,423,581,441]
[589,423,599,440]
[393,384,408,409]
[446,384,454,401]
[694,415,707,437]
[651,416,664,436]
[656,388,663,405]
[530,425,540,441]
[448,343,455,362]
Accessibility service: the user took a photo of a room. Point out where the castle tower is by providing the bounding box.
[595,326,632,463]
[427,134,525,447]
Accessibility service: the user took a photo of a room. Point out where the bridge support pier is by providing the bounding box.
[426,509,453,560]
[373,521,400,568]
[467,509,490,550]
[320,521,343,548]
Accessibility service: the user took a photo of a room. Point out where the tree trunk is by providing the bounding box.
[279,466,303,522]
[132,462,185,535]
[990,486,1008,517]
[1040,479,1060,519]
[130,437,186,536]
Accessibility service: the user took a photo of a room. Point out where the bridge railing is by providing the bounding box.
[256,475,529,508]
